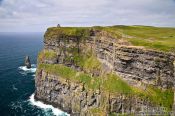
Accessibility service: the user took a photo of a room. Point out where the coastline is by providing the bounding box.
[29,93,70,116]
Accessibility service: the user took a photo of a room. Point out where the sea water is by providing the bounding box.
[0,32,69,116]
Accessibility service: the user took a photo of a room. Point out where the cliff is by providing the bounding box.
[35,26,175,115]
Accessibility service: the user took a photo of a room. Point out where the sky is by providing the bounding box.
[0,0,175,32]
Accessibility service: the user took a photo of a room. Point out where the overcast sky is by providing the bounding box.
[0,0,175,32]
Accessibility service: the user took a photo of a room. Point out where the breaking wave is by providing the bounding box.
[18,64,36,75]
[29,94,69,116]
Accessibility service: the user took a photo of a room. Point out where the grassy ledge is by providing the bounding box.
[38,50,57,61]
[37,63,174,110]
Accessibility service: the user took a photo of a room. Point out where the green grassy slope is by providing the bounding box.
[45,25,175,52]
[103,25,175,52]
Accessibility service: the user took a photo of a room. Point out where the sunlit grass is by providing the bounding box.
[38,63,174,110]
[45,25,175,52]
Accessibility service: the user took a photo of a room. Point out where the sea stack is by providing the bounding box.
[24,56,31,68]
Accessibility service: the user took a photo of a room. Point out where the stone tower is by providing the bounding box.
[57,24,61,27]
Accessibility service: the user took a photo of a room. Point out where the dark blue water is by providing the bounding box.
[0,32,60,116]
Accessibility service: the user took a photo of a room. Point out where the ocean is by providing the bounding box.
[0,32,68,116]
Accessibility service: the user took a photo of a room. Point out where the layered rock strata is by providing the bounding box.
[35,27,175,115]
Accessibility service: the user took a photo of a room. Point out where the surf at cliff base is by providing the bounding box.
[18,64,37,74]
[18,63,69,116]
[29,94,70,116]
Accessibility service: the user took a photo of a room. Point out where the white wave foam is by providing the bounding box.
[18,64,36,74]
[29,94,70,116]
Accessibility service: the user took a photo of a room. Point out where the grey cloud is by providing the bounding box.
[0,0,175,32]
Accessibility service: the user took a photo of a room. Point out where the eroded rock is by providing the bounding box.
[24,56,31,68]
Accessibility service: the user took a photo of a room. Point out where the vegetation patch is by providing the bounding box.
[102,73,133,93]
[83,55,102,72]
[105,25,175,52]
[38,64,131,92]
[133,86,174,110]
[44,27,91,42]
[38,63,100,90]
[65,48,102,73]
[89,108,106,116]
[38,63,76,80]
[38,63,174,110]
[38,50,57,61]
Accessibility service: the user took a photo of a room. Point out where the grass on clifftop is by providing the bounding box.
[45,27,90,42]
[100,25,175,52]
[45,25,175,52]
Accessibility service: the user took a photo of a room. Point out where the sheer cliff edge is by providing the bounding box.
[35,26,175,115]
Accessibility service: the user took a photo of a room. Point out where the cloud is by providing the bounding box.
[0,0,175,32]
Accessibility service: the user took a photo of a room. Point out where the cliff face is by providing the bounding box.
[35,27,175,115]
[43,28,175,88]
[35,70,156,115]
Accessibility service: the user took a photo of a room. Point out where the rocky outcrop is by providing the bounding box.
[35,27,175,115]
[25,56,31,68]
